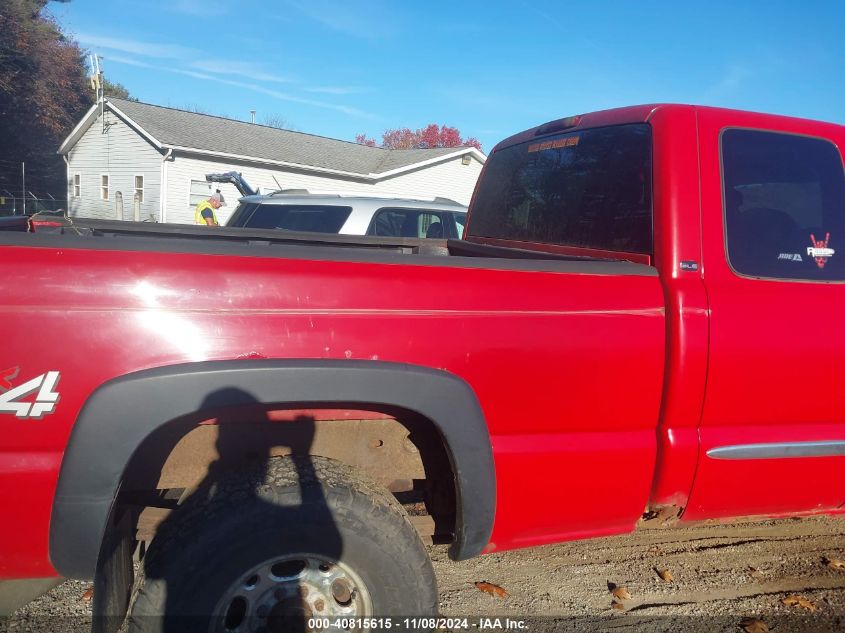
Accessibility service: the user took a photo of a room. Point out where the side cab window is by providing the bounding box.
[722,129,845,280]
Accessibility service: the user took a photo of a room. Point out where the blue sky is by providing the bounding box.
[50,0,845,153]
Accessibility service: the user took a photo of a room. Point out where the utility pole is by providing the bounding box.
[21,162,25,215]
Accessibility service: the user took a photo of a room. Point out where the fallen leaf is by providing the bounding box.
[656,568,674,583]
[611,601,625,611]
[611,586,632,601]
[474,582,508,598]
[748,567,764,579]
[781,594,817,612]
[824,557,845,570]
[81,587,94,602]
[739,617,769,633]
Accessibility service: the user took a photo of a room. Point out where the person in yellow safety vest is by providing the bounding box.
[195,191,226,225]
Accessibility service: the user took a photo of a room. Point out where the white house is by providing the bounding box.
[58,98,486,224]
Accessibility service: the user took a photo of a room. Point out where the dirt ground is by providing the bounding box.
[4,516,845,632]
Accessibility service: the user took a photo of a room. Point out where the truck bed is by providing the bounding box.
[1,214,665,577]
[0,218,653,276]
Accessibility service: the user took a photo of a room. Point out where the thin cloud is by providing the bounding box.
[76,33,194,59]
[231,81,374,118]
[79,31,372,119]
[101,54,157,69]
[78,33,289,85]
[189,60,293,84]
[171,68,217,81]
[103,58,373,118]
[304,86,371,95]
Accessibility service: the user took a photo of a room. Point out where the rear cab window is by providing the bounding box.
[467,124,653,257]
[721,129,845,280]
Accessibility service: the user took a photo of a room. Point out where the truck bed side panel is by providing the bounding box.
[0,243,664,577]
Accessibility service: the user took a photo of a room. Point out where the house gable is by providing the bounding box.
[60,99,486,181]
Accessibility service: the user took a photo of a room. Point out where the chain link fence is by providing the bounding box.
[0,190,67,217]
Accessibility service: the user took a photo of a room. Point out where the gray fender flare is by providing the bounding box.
[49,360,496,579]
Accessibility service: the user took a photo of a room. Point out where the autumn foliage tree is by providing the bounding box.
[0,0,95,202]
[356,124,482,151]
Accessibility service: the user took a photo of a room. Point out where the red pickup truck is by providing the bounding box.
[1,104,844,631]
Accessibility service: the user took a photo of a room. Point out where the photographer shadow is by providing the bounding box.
[138,388,343,633]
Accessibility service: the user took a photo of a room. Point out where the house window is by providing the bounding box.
[101,174,109,201]
[189,179,214,210]
[73,174,81,198]
[134,175,144,203]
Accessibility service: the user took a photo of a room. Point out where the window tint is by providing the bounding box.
[368,208,454,238]
[467,124,653,253]
[243,204,353,233]
[722,129,845,280]
[227,202,259,227]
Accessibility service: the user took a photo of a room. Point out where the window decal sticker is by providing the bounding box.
[807,233,834,269]
[527,136,579,153]
[777,253,803,262]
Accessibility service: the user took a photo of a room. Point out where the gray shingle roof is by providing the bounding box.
[107,98,469,176]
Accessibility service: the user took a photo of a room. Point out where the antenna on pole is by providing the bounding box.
[88,54,107,133]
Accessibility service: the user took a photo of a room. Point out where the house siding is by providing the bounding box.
[65,110,162,221]
[164,154,482,225]
[374,157,482,206]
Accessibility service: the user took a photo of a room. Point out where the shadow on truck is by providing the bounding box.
[126,390,341,633]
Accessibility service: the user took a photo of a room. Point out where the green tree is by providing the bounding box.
[0,0,94,202]
[102,78,136,101]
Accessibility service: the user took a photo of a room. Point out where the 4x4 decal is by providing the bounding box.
[0,368,61,419]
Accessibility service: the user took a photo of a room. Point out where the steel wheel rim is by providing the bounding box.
[212,553,372,633]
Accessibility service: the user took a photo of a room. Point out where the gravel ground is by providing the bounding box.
[4,516,845,632]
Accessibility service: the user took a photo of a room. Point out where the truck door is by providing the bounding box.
[686,107,845,520]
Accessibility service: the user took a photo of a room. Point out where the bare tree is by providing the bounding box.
[262,114,297,131]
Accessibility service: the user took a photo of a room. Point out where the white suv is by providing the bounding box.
[225,190,468,239]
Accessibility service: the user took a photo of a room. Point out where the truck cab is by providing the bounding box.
[466,104,845,526]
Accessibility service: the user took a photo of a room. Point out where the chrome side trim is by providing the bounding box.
[707,440,845,460]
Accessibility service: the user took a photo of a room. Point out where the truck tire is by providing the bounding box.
[128,455,438,632]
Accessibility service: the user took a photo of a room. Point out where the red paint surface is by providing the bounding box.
[2,104,844,579]
[685,107,845,520]
[0,246,664,577]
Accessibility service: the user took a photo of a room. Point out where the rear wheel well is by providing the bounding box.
[116,405,457,547]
